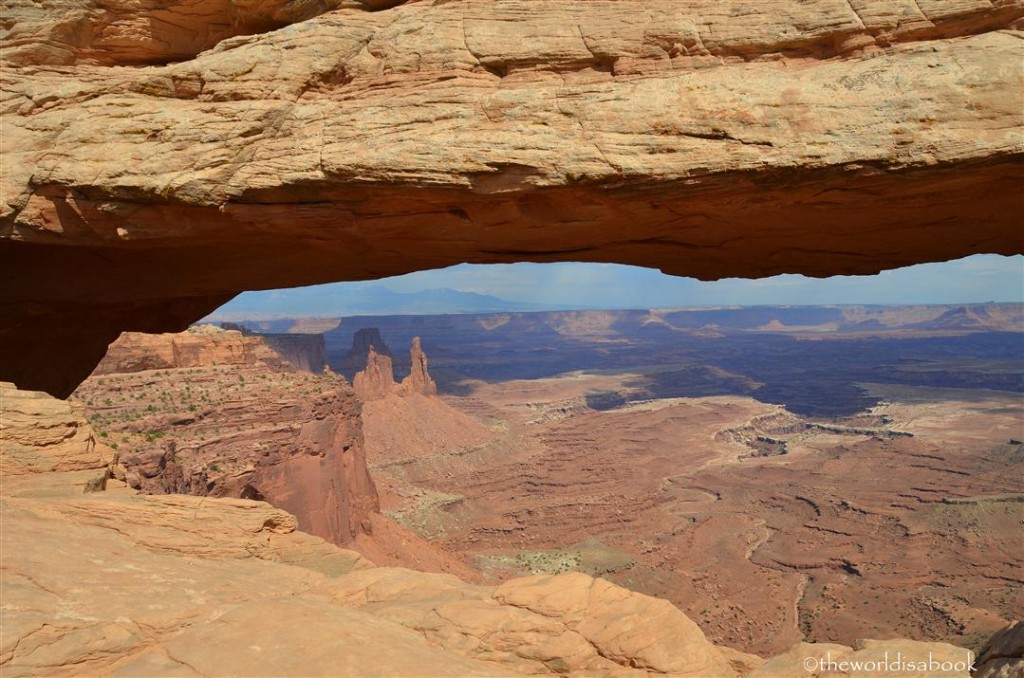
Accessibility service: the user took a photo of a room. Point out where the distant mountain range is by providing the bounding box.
[207,284,572,320]
[210,295,1024,336]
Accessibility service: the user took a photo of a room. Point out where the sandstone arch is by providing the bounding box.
[2,0,1022,396]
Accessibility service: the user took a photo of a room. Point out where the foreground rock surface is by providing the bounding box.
[2,0,1022,396]
[0,382,111,476]
[974,621,1024,678]
[1,383,985,677]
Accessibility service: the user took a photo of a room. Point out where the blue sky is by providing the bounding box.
[216,254,1024,315]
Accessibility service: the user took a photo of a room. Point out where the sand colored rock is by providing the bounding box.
[0,381,109,476]
[0,0,349,67]
[2,0,1022,397]
[494,572,747,676]
[324,567,751,676]
[974,621,1024,678]
[750,639,976,677]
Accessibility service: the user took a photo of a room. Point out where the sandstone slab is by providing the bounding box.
[975,620,1024,678]
[0,381,109,475]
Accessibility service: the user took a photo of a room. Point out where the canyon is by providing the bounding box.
[3,311,1020,675]
[18,306,1016,675]
[316,304,1024,417]
[69,326,477,577]
[336,307,1023,656]
[2,0,1023,675]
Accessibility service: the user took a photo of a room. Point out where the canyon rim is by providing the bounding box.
[1,1,1023,677]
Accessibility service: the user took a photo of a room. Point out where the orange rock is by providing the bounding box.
[94,325,326,375]
[353,347,397,402]
[355,337,438,400]
[0,381,108,476]
[400,337,438,397]
[0,383,992,678]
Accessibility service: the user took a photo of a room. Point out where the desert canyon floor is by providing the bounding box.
[9,314,1014,677]
[367,375,1024,657]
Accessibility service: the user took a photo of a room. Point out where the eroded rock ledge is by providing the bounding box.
[2,0,1023,396]
[3,381,1005,677]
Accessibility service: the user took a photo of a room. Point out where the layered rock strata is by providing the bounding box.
[2,0,1022,396]
[94,325,326,375]
[70,330,482,577]
[974,620,1024,678]
[0,382,988,678]
[72,331,379,546]
[0,382,113,477]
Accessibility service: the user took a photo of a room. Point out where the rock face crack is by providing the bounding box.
[843,0,869,30]
[462,18,504,78]
[908,0,933,23]
[577,23,615,73]
[677,129,774,147]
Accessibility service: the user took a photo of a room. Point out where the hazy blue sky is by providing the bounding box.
[217,254,1023,314]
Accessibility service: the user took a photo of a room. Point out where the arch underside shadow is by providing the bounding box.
[3,157,1022,398]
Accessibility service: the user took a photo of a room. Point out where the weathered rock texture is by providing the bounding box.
[2,0,1022,396]
[72,330,482,578]
[974,620,1024,678]
[0,389,986,676]
[0,381,112,476]
[79,346,378,546]
[353,347,398,401]
[94,324,326,375]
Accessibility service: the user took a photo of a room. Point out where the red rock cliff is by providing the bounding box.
[81,329,379,546]
[94,325,327,375]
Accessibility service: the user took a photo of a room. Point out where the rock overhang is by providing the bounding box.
[2,0,1023,397]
